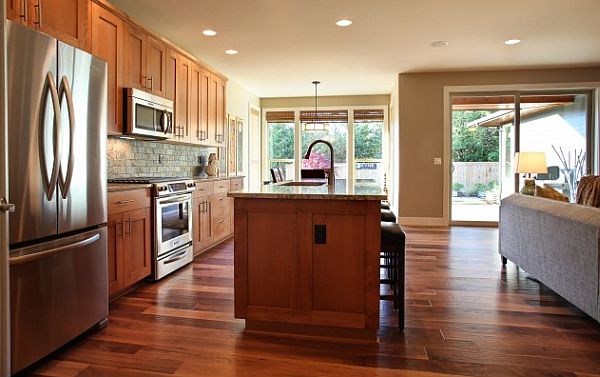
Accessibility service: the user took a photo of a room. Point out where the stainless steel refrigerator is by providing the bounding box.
[6,20,108,374]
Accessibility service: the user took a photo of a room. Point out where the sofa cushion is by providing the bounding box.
[576,175,600,208]
[535,184,569,202]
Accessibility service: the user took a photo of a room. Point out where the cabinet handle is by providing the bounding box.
[148,76,153,91]
[34,0,41,26]
[218,220,226,224]
[19,0,27,21]
[121,219,126,237]
[116,200,134,205]
[141,75,146,89]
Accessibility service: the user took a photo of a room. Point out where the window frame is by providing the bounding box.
[262,105,389,184]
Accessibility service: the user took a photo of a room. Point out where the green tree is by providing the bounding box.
[452,110,500,162]
[354,123,382,159]
[268,123,294,160]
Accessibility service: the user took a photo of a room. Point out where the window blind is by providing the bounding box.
[266,111,295,123]
[354,109,384,122]
[300,110,348,123]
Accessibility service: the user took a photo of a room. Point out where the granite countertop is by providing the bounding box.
[108,175,245,192]
[228,179,386,200]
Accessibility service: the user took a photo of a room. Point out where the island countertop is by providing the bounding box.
[227,179,386,200]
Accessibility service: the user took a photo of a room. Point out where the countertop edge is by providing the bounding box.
[108,176,245,192]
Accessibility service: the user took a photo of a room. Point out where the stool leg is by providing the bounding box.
[398,245,405,329]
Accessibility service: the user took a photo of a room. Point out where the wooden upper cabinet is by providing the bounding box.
[123,22,147,91]
[8,0,90,50]
[176,54,191,142]
[189,63,201,144]
[34,0,90,50]
[207,73,226,146]
[146,36,167,97]
[7,0,26,23]
[91,2,122,135]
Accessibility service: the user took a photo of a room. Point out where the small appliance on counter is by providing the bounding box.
[196,155,208,178]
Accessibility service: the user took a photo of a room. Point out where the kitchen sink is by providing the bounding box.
[279,181,326,187]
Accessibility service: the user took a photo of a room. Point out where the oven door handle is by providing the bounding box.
[163,249,190,264]
[158,195,191,205]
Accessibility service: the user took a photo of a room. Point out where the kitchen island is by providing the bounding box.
[228,179,386,342]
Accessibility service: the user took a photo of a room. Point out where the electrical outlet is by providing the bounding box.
[433,157,442,165]
[158,154,164,164]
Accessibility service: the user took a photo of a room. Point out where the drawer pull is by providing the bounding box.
[218,220,226,224]
[117,200,134,205]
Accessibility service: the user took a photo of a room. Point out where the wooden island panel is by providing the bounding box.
[234,198,381,340]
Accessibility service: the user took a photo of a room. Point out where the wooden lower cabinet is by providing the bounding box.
[211,192,231,242]
[192,178,242,255]
[107,190,152,298]
[234,198,380,339]
[192,194,212,254]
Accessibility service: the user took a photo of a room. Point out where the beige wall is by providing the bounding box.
[226,79,260,120]
[261,94,390,109]
[398,67,600,219]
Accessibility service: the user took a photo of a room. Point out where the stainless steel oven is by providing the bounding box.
[153,179,196,280]
[125,87,173,139]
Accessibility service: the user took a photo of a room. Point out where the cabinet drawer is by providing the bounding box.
[193,181,214,197]
[214,180,230,193]
[108,189,151,215]
[213,218,230,241]
[230,178,244,191]
[212,192,231,221]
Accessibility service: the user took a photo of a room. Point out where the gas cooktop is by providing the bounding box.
[108,177,184,184]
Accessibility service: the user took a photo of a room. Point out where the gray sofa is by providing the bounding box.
[499,194,600,322]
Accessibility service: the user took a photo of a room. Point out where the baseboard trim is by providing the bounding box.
[398,217,448,226]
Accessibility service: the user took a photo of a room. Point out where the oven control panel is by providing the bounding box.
[154,180,196,197]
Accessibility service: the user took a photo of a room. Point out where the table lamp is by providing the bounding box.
[515,152,548,195]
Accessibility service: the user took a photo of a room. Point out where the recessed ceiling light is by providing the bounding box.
[225,49,238,55]
[202,29,217,36]
[504,39,521,45]
[430,40,449,48]
[335,19,352,27]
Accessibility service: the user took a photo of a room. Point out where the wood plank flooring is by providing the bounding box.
[24,226,600,377]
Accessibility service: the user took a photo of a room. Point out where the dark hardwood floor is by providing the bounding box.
[25,226,600,377]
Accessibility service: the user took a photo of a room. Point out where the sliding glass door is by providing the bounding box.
[450,90,593,224]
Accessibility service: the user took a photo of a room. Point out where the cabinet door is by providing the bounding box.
[211,192,231,242]
[199,68,210,144]
[34,0,90,50]
[311,214,365,314]
[7,0,27,23]
[107,212,124,297]
[122,207,152,287]
[209,74,226,145]
[192,195,212,253]
[165,49,176,101]
[216,75,226,145]
[175,54,191,143]
[91,3,122,135]
[123,22,146,91]
[146,36,167,97]
[189,63,201,144]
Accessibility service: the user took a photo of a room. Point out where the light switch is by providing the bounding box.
[433,157,442,165]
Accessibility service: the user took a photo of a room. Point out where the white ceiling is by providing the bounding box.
[108,0,600,98]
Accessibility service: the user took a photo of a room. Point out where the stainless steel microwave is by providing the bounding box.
[125,88,173,139]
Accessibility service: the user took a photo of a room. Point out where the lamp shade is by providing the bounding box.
[514,152,548,174]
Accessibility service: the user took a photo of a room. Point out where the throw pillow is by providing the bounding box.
[576,175,600,208]
[534,184,569,202]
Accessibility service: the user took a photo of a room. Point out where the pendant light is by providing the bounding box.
[304,81,327,132]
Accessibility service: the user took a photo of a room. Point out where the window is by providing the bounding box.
[354,109,384,185]
[301,110,348,180]
[266,111,295,180]
[264,107,388,184]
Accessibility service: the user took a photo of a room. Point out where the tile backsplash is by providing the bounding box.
[107,137,221,178]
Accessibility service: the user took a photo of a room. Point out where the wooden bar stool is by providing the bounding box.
[380,221,406,329]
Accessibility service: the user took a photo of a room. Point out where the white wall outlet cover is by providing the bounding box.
[433,157,442,165]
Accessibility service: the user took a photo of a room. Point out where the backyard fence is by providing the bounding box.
[453,162,499,194]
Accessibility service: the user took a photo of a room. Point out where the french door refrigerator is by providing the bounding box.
[7,20,108,374]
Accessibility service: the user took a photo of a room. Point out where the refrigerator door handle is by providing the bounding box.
[9,233,101,264]
[39,72,62,201]
[58,76,75,199]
